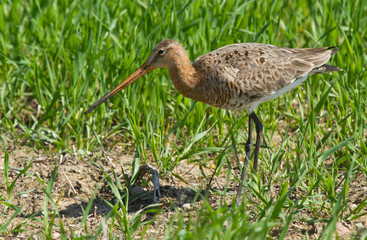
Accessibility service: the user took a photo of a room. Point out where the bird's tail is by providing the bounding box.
[311,47,342,74]
[327,46,339,56]
[311,64,342,74]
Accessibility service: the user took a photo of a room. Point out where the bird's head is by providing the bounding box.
[84,39,184,114]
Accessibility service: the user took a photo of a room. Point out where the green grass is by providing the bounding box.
[1,0,367,239]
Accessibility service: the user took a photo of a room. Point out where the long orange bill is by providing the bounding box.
[84,62,152,114]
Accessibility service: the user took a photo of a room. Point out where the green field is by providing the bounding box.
[1,0,367,239]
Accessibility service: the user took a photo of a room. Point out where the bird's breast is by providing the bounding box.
[185,71,253,111]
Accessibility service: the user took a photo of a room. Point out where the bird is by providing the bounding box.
[85,39,341,205]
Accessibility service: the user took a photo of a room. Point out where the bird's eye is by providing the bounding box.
[158,49,166,55]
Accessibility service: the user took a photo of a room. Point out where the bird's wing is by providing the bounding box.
[194,43,337,98]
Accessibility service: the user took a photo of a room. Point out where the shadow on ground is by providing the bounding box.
[55,184,204,218]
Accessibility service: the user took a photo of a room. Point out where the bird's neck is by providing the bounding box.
[167,58,202,100]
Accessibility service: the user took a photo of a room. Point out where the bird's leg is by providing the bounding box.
[252,112,263,172]
[244,113,254,166]
[235,113,254,205]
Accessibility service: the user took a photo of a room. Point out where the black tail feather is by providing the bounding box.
[327,46,339,56]
[311,64,342,74]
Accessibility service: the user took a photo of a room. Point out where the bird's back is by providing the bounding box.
[192,43,341,111]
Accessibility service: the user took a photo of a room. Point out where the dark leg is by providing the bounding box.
[235,112,263,205]
[252,112,263,172]
[235,113,254,205]
[244,113,254,166]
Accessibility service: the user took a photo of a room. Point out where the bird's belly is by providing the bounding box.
[247,75,309,112]
[214,100,253,111]
[202,94,252,111]
[203,75,309,112]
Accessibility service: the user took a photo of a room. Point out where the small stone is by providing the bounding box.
[336,222,350,236]
[355,223,364,229]
[350,204,357,209]
[182,203,191,209]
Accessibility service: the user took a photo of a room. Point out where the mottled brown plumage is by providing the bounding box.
[85,39,340,114]
[85,39,341,205]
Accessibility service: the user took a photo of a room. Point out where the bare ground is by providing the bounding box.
[1,138,367,239]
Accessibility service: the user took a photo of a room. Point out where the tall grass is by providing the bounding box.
[1,0,366,238]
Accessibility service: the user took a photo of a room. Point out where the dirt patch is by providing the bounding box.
[0,145,232,238]
[0,144,366,239]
